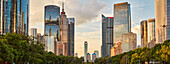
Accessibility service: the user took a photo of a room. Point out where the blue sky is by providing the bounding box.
[30,0,155,57]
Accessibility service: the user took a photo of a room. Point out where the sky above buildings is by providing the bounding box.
[30,0,155,57]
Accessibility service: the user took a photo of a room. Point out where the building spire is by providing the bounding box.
[62,2,64,12]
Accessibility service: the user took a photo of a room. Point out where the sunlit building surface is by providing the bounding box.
[87,53,91,62]
[147,18,156,48]
[155,0,170,43]
[60,3,69,56]
[101,15,114,57]
[122,32,137,53]
[111,41,121,56]
[57,41,65,55]
[94,50,99,58]
[44,5,60,40]
[29,28,37,43]
[2,0,29,35]
[114,2,131,43]
[84,41,88,62]
[45,36,55,53]
[68,18,75,56]
[141,20,148,47]
[92,53,96,62]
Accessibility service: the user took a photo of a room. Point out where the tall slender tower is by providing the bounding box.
[60,2,69,56]
[84,41,88,62]
[114,2,131,43]
[68,18,75,56]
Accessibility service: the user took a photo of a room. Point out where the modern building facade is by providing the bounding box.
[57,41,65,55]
[101,15,114,57]
[147,18,156,48]
[84,41,88,62]
[44,5,60,40]
[68,18,75,56]
[60,3,69,56]
[141,20,148,47]
[155,0,170,44]
[114,2,131,43]
[121,32,137,53]
[2,0,29,35]
[87,53,91,62]
[111,41,121,56]
[92,53,96,62]
[44,36,55,53]
[29,28,37,43]
[94,50,99,58]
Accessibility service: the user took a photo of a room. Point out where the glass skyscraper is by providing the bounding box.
[2,0,29,35]
[114,2,131,43]
[155,0,170,43]
[84,41,88,62]
[68,18,75,56]
[44,5,60,40]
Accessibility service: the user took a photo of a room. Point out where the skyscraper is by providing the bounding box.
[44,5,60,40]
[87,53,91,62]
[2,0,29,35]
[147,18,156,48]
[114,2,131,43]
[92,53,96,62]
[155,0,170,43]
[60,3,69,56]
[94,50,99,58]
[29,28,37,43]
[122,32,137,53]
[68,18,75,56]
[84,41,88,62]
[101,15,114,57]
[141,20,148,47]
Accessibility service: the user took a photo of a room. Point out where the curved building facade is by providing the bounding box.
[2,0,29,35]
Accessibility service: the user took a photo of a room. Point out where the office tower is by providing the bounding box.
[37,33,42,42]
[84,41,88,62]
[29,28,37,43]
[68,18,75,56]
[147,18,156,48]
[44,5,60,40]
[141,20,148,47]
[87,53,91,62]
[44,36,55,53]
[94,50,99,58]
[155,0,170,43]
[57,41,65,55]
[60,3,69,56]
[2,0,29,35]
[122,32,137,53]
[111,41,121,56]
[114,2,131,43]
[101,15,114,57]
[92,53,96,62]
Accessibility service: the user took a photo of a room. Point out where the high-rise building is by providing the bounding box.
[141,20,148,47]
[94,50,99,58]
[114,2,131,43]
[2,0,29,35]
[44,36,55,53]
[122,32,137,53]
[44,5,60,40]
[111,41,121,56]
[57,41,65,55]
[29,28,37,43]
[60,3,69,56]
[68,18,75,56]
[84,41,88,62]
[101,15,114,57]
[92,53,96,62]
[87,53,91,62]
[147,18,156,48]
[155,0,170,43]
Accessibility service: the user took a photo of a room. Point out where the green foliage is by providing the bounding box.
[0,33,83,64]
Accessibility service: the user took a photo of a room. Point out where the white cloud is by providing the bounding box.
[132,25,140,34]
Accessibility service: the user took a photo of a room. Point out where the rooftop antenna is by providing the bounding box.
[62,2,64,12]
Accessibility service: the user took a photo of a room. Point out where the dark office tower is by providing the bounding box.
[60,2,69,56]
[101,14,114,57]
[68,18,75,56]
[141,20,148,47]
[44,5,60,40]
[2,0,29,35]
[114,2,131,43]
